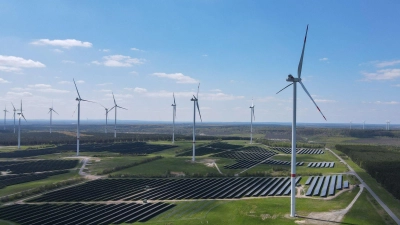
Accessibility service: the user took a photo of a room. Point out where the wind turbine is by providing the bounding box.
[350,121,352,130]
[99,104,114,133]
[17,100,27,149]
[249,99,255,144]
[3,106,8,130]
[190,84,202,162]
[276,25,326,217]
[171,93,176,143]
[48,102,59,134]
[112,92,127,138]
[363,121,366,130]
[73,79,94,156]
[11,103,17,133]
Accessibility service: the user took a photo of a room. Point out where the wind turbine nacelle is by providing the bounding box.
[286,74,301,82]
[75,98,79,101]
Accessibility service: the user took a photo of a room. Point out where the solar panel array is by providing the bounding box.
[224,159,304,169]
[28,177,301,203]
[0,203,174,225]
[305,175,349,197]
[0,170,69,189]
[270,147,324,154]
[307,162,335,168]
[0,160,79,174]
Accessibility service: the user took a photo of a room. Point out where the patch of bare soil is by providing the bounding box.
[56,131,92,137]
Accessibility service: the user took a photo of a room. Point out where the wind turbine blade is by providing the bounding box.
[196,83,200,99]
[253,108,255,121]
[109,106,115,111]
[276,83,293,94]
[299,81,327,121]
[118,106,128,110]
[72,104,78,117]
[53,110,59,115]
[11,102,16,110]
[196,101,202,122]
[81,99,96,104]
[48,109,52,114]
[298,25,308,78]
[112,92,117,106]
[73,78,81,99]
[20,100,22,112]
[173,92,176,105]
[21,114,27,122]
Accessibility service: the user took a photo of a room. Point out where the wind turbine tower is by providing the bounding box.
[48,102,59,133]
[350,121,352,130]
[249,99,255,144]
[17,100,27,149]
[100,105,114,134]
[3,106,8,130]
[276,25,326,217]
[112,93,127,138]
[363,121,365,130]
[11,103,17,133]
[73,79,94,156]
[171,93,176,143]
[190,84,202,162]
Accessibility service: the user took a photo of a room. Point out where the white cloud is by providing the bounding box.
[134,87,147,93]
[0,55,45,73]
[202,93,244,101]
[99,49,110,52]
[62,60,75,64]
[210,89,222,92]
[124,88,133,91]
[28,84,51,88]
[92,55,145,67]
[105,93,133,98]
[374,60,400,68]
[152,73,199,84]
[131,47,144,52]
[0,78,10,83]
[58,81,72,84]
[37,88,69,93]
[52,49,64,53]
[362,69,400,80]
[98,89,111,92]
[374,101,399,105]
[10,87,29,91]
[319,57,328,61]
[314,99,336,103]
[130,71,138,75]
[0,66,22,73]
[31,39,92,49]
[97,83,112,86]
[137,90,243,101]
[7,92,33,97]
[202,54,208,57]
[76,80,85,84]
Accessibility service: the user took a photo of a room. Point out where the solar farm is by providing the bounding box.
[0,139,386,224]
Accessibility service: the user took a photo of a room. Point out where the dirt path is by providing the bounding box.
[63,156,103,180]
[213,162,223,175]
[296,185,364,225]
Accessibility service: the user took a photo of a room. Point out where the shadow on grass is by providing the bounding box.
[296,216,357,225]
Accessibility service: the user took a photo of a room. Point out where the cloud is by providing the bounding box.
[152,73,199,84]
[130,71,138,75]
[362,69,400,80]
[31,39,92,49]
[374,101,399,105]
[76,80,85,84]
[374,60,400,68]
[98,89,111,92]
[202,54,208,57]
[319,57,328,61]
[97,83,112,86]
[58,81,72,84]
[136,89,243,101]
[28,84,51,88]
[62,60,75,64]
[210,89,222,92]
[92,55,145,67]
[123,88,133,91]
[131,47,144,52]
[52,49,64,53]
[0,78,10,83]
[6,92,33,97]
[0,55,45,73]
[134,87,147,93]
[27,83,69,93]
[314,99,336,103]
[105,93,133,98]
[99,49,110,52]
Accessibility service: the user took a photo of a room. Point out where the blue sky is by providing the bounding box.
[0,1,400,123]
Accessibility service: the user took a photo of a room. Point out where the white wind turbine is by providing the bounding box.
[171,93,177,143]
[350,121,352,130]
[11,103,17,133]
[48,102,59,134]
[3,106,8,130]
[249,99,255,144]
[276,25,326,217]
[363,121,366,130]
[112,92,127,138]
[17,100,27,149]
[99,104,114,134]
[190,84,202,162]
[73,79,94,156]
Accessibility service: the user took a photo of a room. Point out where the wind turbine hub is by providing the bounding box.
[75,98,80,101]
[286,74,301,82]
